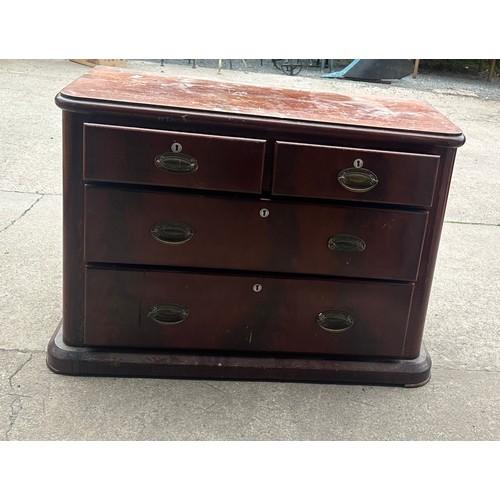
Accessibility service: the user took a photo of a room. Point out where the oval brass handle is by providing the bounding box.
[338,167,378,193]
[151,221,194,245]
[316,311,354,333]
[154,152,198,174]
[148,304,190,325]
[328,234,366,253]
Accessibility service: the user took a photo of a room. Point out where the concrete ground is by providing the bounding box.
[0,59,499,441]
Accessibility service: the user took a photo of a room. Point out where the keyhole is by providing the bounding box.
[252,284,263,292]
[259,208,270,218]
[353,158,363,168]
[171,142,182,153]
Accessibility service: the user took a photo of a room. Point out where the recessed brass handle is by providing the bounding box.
[328,234,366,253]
[316,311,354,333]
[154,152,198,174]
[148,304,190,325]
[338,167,378,193]
[151,221,194,245]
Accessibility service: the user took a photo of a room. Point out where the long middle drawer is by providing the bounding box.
[84,186,428,281]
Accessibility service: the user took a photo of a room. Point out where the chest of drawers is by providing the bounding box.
[47,66,464,386]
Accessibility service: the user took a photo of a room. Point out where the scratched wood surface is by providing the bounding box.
[60,66,463,136]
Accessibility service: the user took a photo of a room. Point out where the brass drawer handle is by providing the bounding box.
[328,234,366,253]
[316,311,354,333]
[338,167,378,193]
[148,304,190,325]
[151,221,194,245]
[154,152,198,174]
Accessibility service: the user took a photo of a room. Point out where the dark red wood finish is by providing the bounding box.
[273,141,440,207]
[61,112,86,346]
[47,66,465,385]
[84,268,414,357]
[84,123,266,194]
[60,66,463,136]
[48,325,432,387]
[85,185,428,281]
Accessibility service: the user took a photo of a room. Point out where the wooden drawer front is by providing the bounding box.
[85,186,428,281]
[84,268,414,358]
[84,123,266,194]
[273,141,440,207]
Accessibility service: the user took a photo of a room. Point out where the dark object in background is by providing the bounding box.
[323,59,414,82]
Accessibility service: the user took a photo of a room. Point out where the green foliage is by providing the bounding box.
[418,59,497,75]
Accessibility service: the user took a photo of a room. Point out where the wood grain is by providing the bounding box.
[61,66,463,136]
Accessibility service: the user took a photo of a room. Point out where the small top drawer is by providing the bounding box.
[84,123,266,194]
[272,141,440,207]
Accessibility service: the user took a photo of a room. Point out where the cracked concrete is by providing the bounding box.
[0,193,62,351]
[0,59,499,441]
[0,194,43,233]
[7,352,33,390]
[6,395,25,440]
[0,349,32,440]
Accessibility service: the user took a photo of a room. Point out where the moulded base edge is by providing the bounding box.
[46,322,431,387]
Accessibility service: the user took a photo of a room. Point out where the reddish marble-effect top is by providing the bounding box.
[60,66,463,136]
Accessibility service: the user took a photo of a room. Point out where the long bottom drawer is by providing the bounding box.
[84,268,415,358]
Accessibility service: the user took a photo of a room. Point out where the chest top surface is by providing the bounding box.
[59,66,463,139]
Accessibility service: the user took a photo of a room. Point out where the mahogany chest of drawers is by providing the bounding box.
[47,66,464,386]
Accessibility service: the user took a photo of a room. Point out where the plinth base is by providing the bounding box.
[47,323,431,387]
